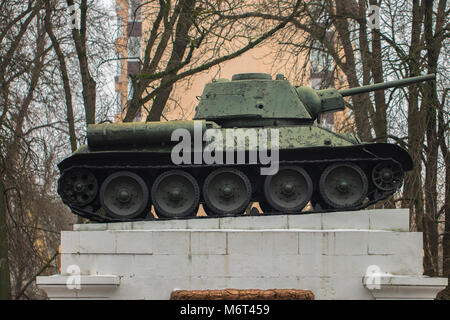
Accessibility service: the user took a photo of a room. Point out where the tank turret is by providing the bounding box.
[193,73,312,127]
[57,72,435,223]
[194,72,435,124]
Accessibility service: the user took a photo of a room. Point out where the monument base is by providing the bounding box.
[37,209,447,299]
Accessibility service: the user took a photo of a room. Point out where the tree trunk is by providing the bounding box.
[0,169,11,300]
[334,1,372,142]
[146,0,195,121]
[67,0,96,125]
[437,148,450,298]
[369,0,388,143]
[44,1,77,152]
[402,0,426,231]
[421,0,441,276]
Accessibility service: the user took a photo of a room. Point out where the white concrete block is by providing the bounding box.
[107,275,149,299]
[387,253,423,275]
[60,231,80,254]
[297,254,324,276]
[181,276,229,291]
[311,252,422,278]
[322,253,422,277]
[227,254,267,277]
[190,255,230,277]
[269,255,303,277]
[299,275,375,300]
[261,232,299,255]
[322,211,370,230]
[331,277,374,300]
[223,276,301,290]
[288,213,322,229]
[318,255,386,278]
[60,253,97,275]
[107,222,133,230]
[333,231,369,255]
[227,231,298,255]
[297,276,333,299]
[187,217,220,229]
[132,219,188,230]
[114,231,153,254]
[368,209,409,231]
[297,250,420,279]
[219,215,288,230]
[78,231,115,254]
[73,223,107,231]
[227,254,300,277]
[298,231,335,255]
[368,231,422,256]
[133,255,191,277]
[227,231,263,255]
[190,232,226,255]
[116,276,193,299]
[152,231,190,254]
[92,254,137,276]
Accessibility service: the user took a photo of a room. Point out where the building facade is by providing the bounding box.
[114,0,351,133]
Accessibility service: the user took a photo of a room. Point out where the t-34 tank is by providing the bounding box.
[57,73,435,222]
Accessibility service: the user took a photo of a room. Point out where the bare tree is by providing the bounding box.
[0,0,45,300]
[120,0,304,122]
[0,0,76,299]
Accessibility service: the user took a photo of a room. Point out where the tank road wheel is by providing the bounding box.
[203,168,252,216]
[319,162,368,209]
[263,166,313,213]
[100,171,149,220]
[151,170,200,218]
[372,161,404,191]
[58,168,98,207]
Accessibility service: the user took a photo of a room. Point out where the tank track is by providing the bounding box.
[58,156,403,223]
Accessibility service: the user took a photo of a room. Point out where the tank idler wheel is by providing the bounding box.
[151,170,200,218]
[203,168,252,216]
[100,171,149,220]
[319,162,368,209]
[263,166,313,213]
[372,161,404,191]
[59,168,98,207]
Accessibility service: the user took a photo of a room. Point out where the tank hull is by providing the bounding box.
[58,136,412,222]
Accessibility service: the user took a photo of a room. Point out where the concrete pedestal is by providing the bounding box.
[37,209,447,299]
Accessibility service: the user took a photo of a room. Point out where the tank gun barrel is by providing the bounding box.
[339,74,435,97]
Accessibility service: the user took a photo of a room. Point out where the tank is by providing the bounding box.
[57,73,435,222]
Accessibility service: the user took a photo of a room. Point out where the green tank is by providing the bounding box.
[57,73,435,222]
